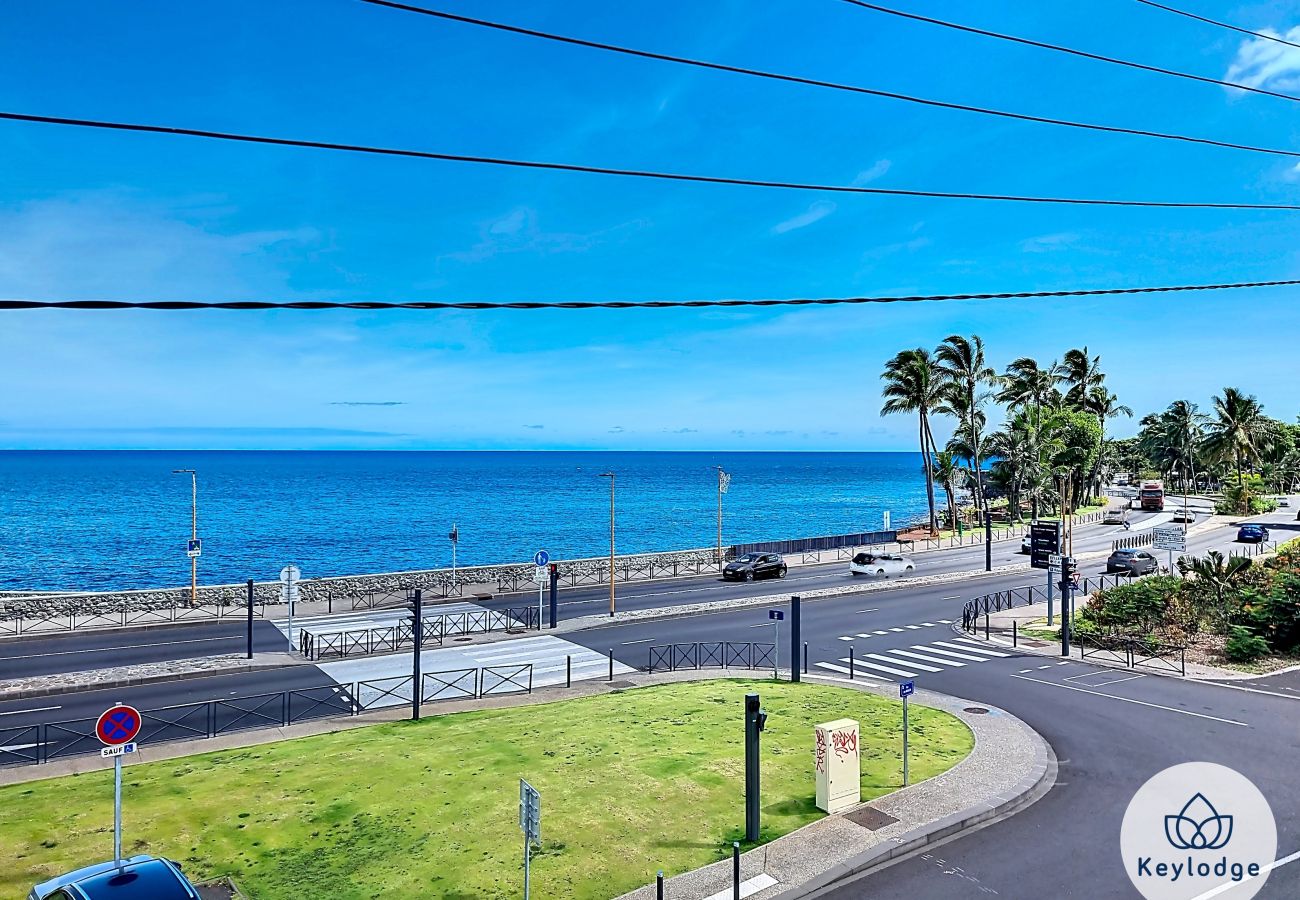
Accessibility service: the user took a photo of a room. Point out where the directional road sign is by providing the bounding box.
[519,779,541,842]
[533,550,550,567]
[768,609,784,621]
[1030,522,1061,570]
[187,538,202,558]
[96,704,142,747]
[1048,553,1063,568]
[899,680,915,698]
[1153,526,1187,552]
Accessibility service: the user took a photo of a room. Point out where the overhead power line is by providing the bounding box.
[358,0,1300,161]
[3,111,1299,210]
[1133,0,1300,51]
[837,0,1300,104]
[5,278,1300,311]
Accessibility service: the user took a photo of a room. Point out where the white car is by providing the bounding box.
[1020,535,1032,554]
[850,552,915,577]
[1279,497,1291,508]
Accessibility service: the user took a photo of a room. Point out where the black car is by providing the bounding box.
[1106,548,1159,576]
[723,553,787,582]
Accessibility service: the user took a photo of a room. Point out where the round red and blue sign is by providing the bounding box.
[95,704,142,746]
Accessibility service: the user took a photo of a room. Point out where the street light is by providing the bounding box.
[598,472,615,616]
[171,468,198,605]
[715,466,731,569]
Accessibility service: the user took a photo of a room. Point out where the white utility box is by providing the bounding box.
[814,718,861,813]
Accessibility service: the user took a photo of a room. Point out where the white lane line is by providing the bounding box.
[872,630,889,635]
[0,743,40,753]
[942,640,1010,658]
[891,649,966,667]
[837,636,855,642]
[888,627,906,633]
[941,597,961,601]
[867,652,940,672]
[814,661,882,681]
[1017,668,1033,673]
[0,635,239,660]
[920,622,937,627]
[916,645,990,662]
[1190,848,1300,899]
[1008,674,1250,726]
[0,705,61,717]
[841,657,918,678]
[903,625,922,630]
[1037,664,1054,670]
[619,638,654,645]
[703,873,778,900]
[1056,661,1071,666]
[856,608,879,614]
[937,619,954,623]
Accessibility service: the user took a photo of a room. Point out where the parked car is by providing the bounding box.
[722,552,787,582]
[29,856,201,900]
[1106,548,1160,576]
[1170,509,1195,524]
[1237,524,1270,543]
[849,552,915,576]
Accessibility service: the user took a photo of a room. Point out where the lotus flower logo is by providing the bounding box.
[1165,793,1234,850]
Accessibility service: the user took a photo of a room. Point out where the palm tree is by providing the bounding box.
[935,335,996,515]
[996,357,1065,417]
[931,450,960,531]
[881,348,945,533]
[1139,401,1209,492]
[1203,388,1271,489]
[986,414,1034,520]
[1178,550,1252,632]
[1085,386,1133,498]
[1062,346,1105,409]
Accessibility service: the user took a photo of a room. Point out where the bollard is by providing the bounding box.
[1013,621,1018,647]
[984,613,990,640]
[657,871,664,900]
[608,648,614,682]
[566,654,572,688]
[849,646,855,680]
[732,842,740,900]
[802,641,808,674]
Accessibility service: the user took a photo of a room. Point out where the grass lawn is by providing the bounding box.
[2,679,972,900]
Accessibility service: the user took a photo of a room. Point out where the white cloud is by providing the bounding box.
[1282,162,1300,182]
[1225,26,1300,93]
[1020,232,1080,253]
[853,159,892,185]
[770,200,837,235]
[442,207,647,264]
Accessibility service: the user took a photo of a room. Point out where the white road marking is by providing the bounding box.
[837,636,855,641]
[917,645,991,662]
[1189,848,1300,899]
[943,640,1010,658]
[0,742,40,753]
[868,652,940,672]
[703,873,778,900]
[904,625,922,630]
[937,619,954,623]
[891,648,966,667]
[1017,668,1033,673]
[0,635,238,660]
[873,630,889,635]
[0,705,61,717]
[1008,674,1250,726]
[856,608,879,614]
[888,627,906,633]
[619,638,654,645]
[841,657,918,678]
[921,622,937,627]
[813,661,882,681]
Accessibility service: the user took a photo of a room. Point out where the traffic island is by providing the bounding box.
[1,677,979,900]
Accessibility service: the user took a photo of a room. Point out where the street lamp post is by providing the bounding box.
[599,472,616,616]
[715,466,730,568]
[172,469,198,605]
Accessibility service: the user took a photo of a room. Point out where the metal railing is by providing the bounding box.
[0,664,532,769]
[1112,531,1157,552]
[960,573,1131,632]
[0,600,266,637]
[1078,634,1186,676]
[300,606,539,660]
[646,642,776,673]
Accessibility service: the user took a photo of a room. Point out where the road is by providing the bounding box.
[3,501,1296,897]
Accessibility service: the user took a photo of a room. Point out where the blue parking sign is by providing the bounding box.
[768,609,784,621]
[899,680,915,698]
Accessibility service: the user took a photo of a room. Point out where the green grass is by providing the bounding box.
[1,680,972,900]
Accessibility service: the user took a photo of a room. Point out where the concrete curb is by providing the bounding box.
[0,660,301,702]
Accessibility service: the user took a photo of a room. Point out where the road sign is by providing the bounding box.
[1048,553,1063,568]
[769,609,784,621]
[96,704,142,746]
[533,550,550,567]
[1153,526,1187,552]
[279,564,301,584]
[899,680,915,698]
[100,742,137,759]
[186,538,201,558]
[519,779,541,841]
[533,567,548,584]
[1030,522,1061,570]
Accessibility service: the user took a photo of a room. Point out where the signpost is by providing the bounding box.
[532,551,549,630]
[186,538,202,558]
[449,523,459,595]
[1154,526,1188,574]
[95,703,142,866]
[519,779,541,900]
[280,564,301,649]
[1032,522,1062,625]
[899,681,914,786]
[768,609,784,679]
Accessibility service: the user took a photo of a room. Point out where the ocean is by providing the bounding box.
[0,451,930,592]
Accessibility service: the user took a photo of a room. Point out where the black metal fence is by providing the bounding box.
[646,641,776,673]
[1078,634,1186,676]
[730,532,896,557]
[300,606,539,660]
[960,573,1131,632]
[0,600,267,637]
[0,664,532,769]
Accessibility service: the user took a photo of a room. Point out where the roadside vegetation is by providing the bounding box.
[881,336,1298,530]
[1,680,972,900]
[1075,539,1300,668]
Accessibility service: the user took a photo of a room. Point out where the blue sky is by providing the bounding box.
[3,0,1300,450]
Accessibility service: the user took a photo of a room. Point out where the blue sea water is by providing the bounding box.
[0,451,930,592]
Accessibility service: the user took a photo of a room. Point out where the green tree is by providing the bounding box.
[881,348,945,533]
[1041,408,1102,549]
[1177,550,1252,632]
[1203,387,1271,492]
[1062,346,1106,410]
[931,450,960,530]
[935,335,997,515]
[1084,386,1132,498]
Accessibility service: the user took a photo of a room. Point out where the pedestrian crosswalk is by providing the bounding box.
[273,601,492,639]
[815,636,1010,681]
[835,620,952,641]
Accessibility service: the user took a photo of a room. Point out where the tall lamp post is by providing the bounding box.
[172,468,198,605]
[599,472,616,616]
[715,466,730,568]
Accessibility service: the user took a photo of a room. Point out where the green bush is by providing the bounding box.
[1086,576,1185,634]
[1214,475,1277,515]
[1223,626,1270,663]
[1237,575,1300,653]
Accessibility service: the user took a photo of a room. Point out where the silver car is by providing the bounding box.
[850,552,915,577]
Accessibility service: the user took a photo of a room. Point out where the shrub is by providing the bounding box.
[1237,574,1300,653]
[1086,576,1184,634]
[1214,475,1277,515]
[1223,626,1270,663]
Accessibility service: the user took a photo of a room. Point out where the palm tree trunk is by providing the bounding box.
[919,414,937,533]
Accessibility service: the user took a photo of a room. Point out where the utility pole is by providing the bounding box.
[716,466,730,568]
[409,590,423,720]
[448,523,459,596]
[172,469,198,605]
[790,595,801,684]
[744,693,767,842]
[599,472,616,616]
[984,509,993,572]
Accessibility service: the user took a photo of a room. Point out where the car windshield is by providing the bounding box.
[738,554,761,563]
